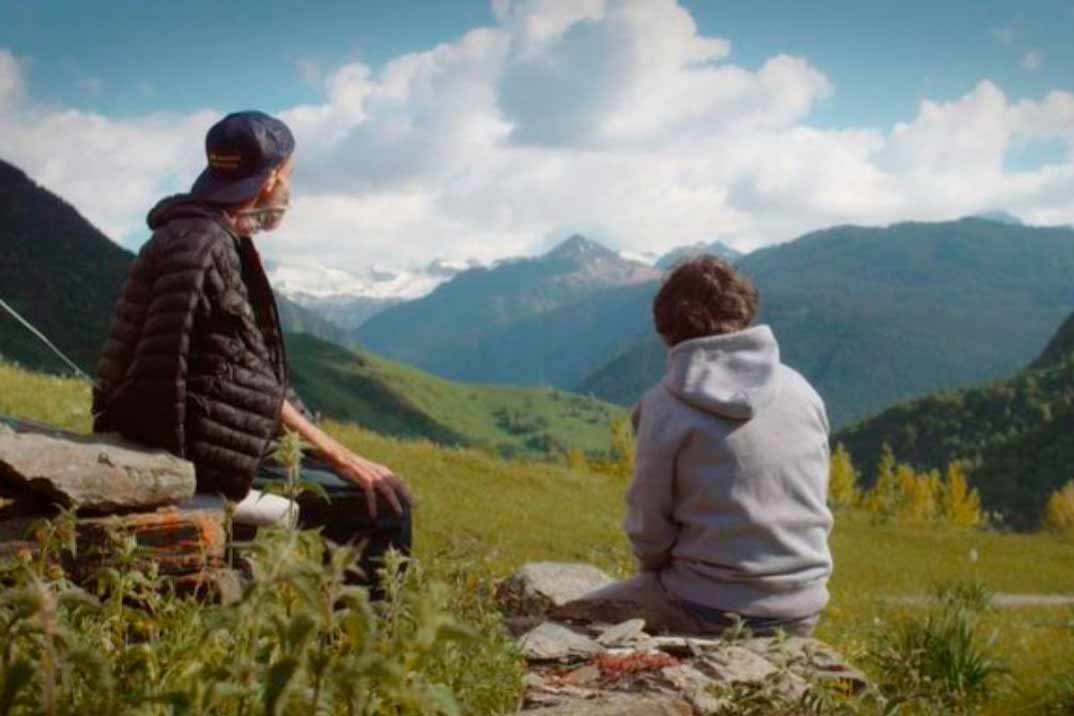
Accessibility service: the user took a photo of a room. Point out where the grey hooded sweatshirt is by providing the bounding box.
[625,325,833,619]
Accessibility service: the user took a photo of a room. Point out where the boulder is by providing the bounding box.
[0,428,195,512]
[0,501,228,578]
[499,562,614,616]
[518,621,604,661]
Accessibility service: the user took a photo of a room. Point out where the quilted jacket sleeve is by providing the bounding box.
[93,246,156,432]
[93,232,216,457]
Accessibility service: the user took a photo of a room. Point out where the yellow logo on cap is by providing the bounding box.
[209,152,242,170]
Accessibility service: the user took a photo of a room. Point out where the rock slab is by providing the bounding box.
[0,428,195,512]
[0,502,228,577]
[498,562,614,616]
[519,622,604,661]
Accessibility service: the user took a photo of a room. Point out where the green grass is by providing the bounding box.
[3,363,1073,714]
[289,333,627,458]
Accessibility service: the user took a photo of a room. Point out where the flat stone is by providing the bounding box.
[597,618,647,647]
[520,693,692,716]
[519,622,604,661]
[700,645,780,684]
[742,637,870,693]
[650,635,725,657]
[499,562,614,616]
[661,664,724,714]
[0,429,195,512]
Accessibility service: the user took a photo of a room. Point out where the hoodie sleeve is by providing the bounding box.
[624,387,689,572]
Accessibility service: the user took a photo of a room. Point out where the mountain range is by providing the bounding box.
[834,310,1074,528]
[355,219,1074,427]
[356,235,664,387]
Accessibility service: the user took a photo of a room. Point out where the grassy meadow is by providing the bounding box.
[288,333,628,459]
[2,362,1073,714]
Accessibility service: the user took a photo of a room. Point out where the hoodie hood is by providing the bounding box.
[663,325,782,420]
[147,194,231,232]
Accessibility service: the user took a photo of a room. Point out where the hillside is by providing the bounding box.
[288,333,626,457]
[580,219,1074,426]
[0,159,133,372]
[356,236,661,386]
[834,310,1074,528]
[0,157,344,372]
[1031,311,1074,369]
[2,360,1074,715]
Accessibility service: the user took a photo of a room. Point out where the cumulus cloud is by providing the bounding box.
[1,1,1074,272]
[0,49,215,243]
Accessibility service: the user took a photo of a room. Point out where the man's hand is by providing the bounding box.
[327,446,412,520]
[280,400,412,520]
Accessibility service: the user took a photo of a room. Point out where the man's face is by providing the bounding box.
[241,157,294,234]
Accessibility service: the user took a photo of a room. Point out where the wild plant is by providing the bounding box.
[0,504,515,715]
[867,599,1009,714]
[931,578,993,613]
[1040,672,1074,715]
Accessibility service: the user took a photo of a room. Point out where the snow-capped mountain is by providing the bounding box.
[655,240,744,269]
[267,259,482,331]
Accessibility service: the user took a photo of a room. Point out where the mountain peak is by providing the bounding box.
[970,210,1023,226]
[545,235,617,261]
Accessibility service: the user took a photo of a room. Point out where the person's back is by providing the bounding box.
[634,325,833,621]
[558,256,833,636]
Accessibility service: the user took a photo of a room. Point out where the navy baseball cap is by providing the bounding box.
[190,111,295,205]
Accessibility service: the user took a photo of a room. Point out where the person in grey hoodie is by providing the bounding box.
[557,256,833,637]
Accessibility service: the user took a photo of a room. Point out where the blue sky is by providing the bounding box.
[0,0,1072,272]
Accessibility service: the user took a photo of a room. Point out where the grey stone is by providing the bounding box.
[650,635,725,657]
[520,693,692,715]
[499,562,615,616]
[700,645,780,683]
[0,430,195,512]
[661,664,724,714]
[743,637,870,693]
[597,618,647,647]
[518,622,604,661]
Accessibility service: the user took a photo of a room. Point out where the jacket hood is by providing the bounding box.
[663,325,782,420]
[147,194,230,231]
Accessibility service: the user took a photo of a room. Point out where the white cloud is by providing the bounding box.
[1,0,1074,273]
[0,51,215,242]
[1021,50,1043,70]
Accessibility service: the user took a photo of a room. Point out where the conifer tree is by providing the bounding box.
[941,462,984,527]
[895,465,940,524]
[864,443,900,520]
[829,443,861,508]
[1043,480,1074,537]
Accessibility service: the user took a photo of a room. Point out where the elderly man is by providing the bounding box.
[92,111,411,593]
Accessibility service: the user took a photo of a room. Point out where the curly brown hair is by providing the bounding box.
[653,255,759,347]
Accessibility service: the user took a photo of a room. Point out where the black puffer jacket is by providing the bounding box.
[93,196,289,500]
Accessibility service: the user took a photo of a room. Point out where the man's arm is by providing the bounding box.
[279,400,411,519]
